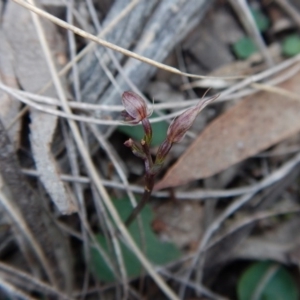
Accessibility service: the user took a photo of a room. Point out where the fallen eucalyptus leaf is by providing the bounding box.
[156,72,300,189]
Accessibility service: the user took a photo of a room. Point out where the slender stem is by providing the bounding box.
[141,140,153,171]
[142,118,152,146]
[125,174,155,227]
[125,117,155,227]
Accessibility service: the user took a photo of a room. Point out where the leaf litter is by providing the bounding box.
[156,70,300,189]
[1,0,300,299]
[2,1,76,214]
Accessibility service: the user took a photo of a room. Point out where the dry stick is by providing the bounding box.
[60,121,92,295]
[4,56,300,131]
[87,124,131,294]
[24,1,179,299]
[205,207,300,253]
[275,0,300,29]
[4,60,300,113]
[251,82,300,100]
[160,269,227,300]
[176,46,198,100]
[55,0,140,80]
[65,3,101,296]
[0,277,37,300]
[229,0,274,67]
[85,0,170,142]
[0,81,200,126]
[85,0,169,134]
[38,1,127,296]
[3,60,300,130]
[6,0,139,130]
[217,54,300,103]
[5,20,300,131]
[0,262,71,300]
[29,0,122,290]
[0,81,221,126]
[28,2,138,293]
[0,82,125,125]
[21,163,300,200]
[179,151,300,298]
[0,189,56,287]
[68,3,150,274]
[12,0,244,80]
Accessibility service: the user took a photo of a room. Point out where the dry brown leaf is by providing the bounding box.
[153,201,203,249]
[0,32,21,147]
[156,72,300,189]
[3,2,76,214]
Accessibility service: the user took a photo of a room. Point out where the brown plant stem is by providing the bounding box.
[125,173,155,227]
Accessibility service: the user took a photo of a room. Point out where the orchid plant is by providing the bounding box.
[121,91,217,227]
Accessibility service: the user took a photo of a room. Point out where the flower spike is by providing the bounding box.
[167,95,218,143]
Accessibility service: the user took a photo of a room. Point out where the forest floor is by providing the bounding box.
[1,0,300,299]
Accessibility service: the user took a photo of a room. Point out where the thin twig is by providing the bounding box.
[160,269,227,300]
[206,207,300,252]
[22,158,300,200]
[275,0,300,29]
[25,1,179,298]
[12,0,245,80]
[0,277,38,300]
[0,189,55,287]
[229,0,274,67]
[2,61,300,131]
[179,151,300,298]
[0,262,71,300]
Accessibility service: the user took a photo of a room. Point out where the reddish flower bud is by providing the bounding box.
[167,95,217,143]
[155,139,172,165]
[121,91,151,124]
[124,138,146,159]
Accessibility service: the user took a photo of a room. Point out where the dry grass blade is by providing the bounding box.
[28,8,76,215]
[0,277,38,300]
[156,69,300,189]
[0,186,55,286]
[23,167,300,200]
[12,0,244,80]
[229,0,273,67]
[0,32,21,147]
[179,152,300,297]
[58,0,140,81]
[0,118,74,291]
[24,0,179,298]
[0,262,71,300]
[206,207,300,253]
[275,0,300,29]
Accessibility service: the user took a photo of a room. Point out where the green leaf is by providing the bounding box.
[118,112,168,147]
[233,37,257,60]
[91,197,181,282]
[237,261,299,300]
[282,34,300,57]
[251,8,270,32]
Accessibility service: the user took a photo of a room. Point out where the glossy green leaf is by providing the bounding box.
[282,34,300,57]
[91,197,181,282]
[233,37,257,60]
[237,261,299,300]
[251,8,270,32]
[118,112,168,147]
